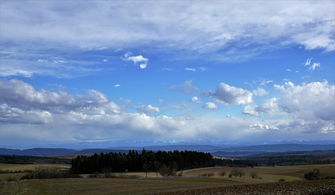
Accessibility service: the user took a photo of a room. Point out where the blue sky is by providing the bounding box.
[0,0,334,148]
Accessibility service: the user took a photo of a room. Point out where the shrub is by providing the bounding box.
[21,167,79,180]
[177,171,183,177]
[4,176,18,182]
[159,164,176,176]
[250,172,258,179]
[231,168,244,177]
[278,178,285,182]
[304,169,321,180]
[200,173,214,177]
[219,171,226,177]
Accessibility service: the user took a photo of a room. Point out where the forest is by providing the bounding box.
[71,150,214,174]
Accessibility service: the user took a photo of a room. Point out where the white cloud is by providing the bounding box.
[139,63,147,69]
[124,54,148,64]
[260,80,273,86]
[305,58,313,66]
[171,80,198,94]
[249,123,279,131]
[136,104,160,114]
[1,1,334,78]
[203,102,217,110]
[114,84,120,88]
[184,67,207,72]
[1,1,334,52]
[191,96,200,103]
[209,82,252,105]
[276,81,335,121]
[1,79,334,146]
[309,62,320,71]
[243,98,279,116]
[0,79,121,118]
[304,58,320,71]
[246,81,335,133]
[252,88,268,96]
[184,67,196,72]
[123,53,149,69]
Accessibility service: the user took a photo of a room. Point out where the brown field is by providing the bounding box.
[158,180,335,195]
[0,163,70,172]
[0,177,237,195]
[182,164,335,183]
[1,164,335,194]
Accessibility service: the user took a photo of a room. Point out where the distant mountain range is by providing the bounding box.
[0,148,128,156]
[1,144,335,157]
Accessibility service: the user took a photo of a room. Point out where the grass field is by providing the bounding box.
[0,163,70,172]
[1,164,335,194]
[182,164,335,183]
[0,177,237,195]
[0,163,70,182]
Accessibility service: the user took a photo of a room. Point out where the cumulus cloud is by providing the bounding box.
[243,98,279,116]
[123,53,149,69]
[209,82,252,105]
[171,80,198,94]
[275,81,335,121]
[0,79,121,123]
[245,81,335,133]
[136,104,160,114]
[203,102,217,110]
[0,79,334,146]
[249,123,279,131]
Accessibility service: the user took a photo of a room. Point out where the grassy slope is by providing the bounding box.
[1,164,335,194]
[0,163,70,171]
[1,178,237,195]
[182,164,335,183]
[158,180,335,195]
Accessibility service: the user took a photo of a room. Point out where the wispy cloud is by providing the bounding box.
[171,80,199,95]
[1,1,334,52]
[304,58,321,71]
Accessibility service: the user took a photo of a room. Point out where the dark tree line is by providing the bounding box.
[214,158,257,167]
[71,150,214,174]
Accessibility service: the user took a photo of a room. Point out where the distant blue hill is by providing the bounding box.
[1,144,334,157]
[0,148,128,156]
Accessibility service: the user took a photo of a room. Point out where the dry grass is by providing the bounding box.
[2,164,334,194]
[182,164,335,183]
[158,179,335,195]
[0,177,237,195]
[0,163,70,172]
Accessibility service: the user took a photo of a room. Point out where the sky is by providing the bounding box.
[0,0,334,148]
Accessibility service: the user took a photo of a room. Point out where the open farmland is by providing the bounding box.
[0,163,70,172]
[182,164,335,183]
[1,164,335,194]
[1,177,335,195]
[0,177,237,195]
[158,180,335,195]
[0,163,71,181]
